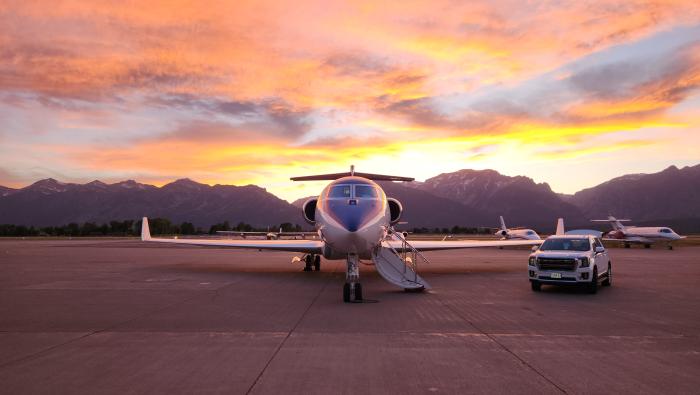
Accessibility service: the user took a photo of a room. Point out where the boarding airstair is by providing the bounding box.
[373,229,431,290]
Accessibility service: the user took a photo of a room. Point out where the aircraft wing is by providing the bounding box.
[385,239,543,252]
[142,218,323,254]
[602,237,653,244]
[216,231,317,237]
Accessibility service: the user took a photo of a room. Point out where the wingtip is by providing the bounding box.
[141,217,151,241]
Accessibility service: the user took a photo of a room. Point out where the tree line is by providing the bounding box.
[0,219,305,237]
[0,220,493,237]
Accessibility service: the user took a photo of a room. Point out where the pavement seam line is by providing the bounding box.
[0,290,209,370]
[245,268,336,395]
[437,296,568,394]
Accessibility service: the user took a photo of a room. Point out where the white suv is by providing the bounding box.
[529,235,612,294]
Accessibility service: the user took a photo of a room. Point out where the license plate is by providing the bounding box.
[550,273,562,279]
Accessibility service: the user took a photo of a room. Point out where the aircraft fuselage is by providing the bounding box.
[313,176,392,260]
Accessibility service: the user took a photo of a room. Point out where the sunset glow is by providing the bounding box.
[1,1,699,201]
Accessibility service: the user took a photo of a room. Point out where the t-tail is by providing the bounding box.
[499,216,507,232]
[591,215,630,231]
[141,217,151,241]
[555,218,565,235]
[290,164,414,182]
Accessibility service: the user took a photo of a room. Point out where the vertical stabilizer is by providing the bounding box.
[141,217,151,241]
[556,218,565,235]
[499,216,507,231]
[609,215,626,231]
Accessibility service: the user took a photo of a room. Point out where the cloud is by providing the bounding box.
[1,1,700,199]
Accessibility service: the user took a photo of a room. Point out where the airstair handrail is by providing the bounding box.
[382,227,431,282]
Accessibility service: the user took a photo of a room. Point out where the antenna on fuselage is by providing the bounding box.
[350,165,355,176]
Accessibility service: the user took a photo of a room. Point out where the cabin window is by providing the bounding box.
[328,185,352,198]
[355,185,378,198]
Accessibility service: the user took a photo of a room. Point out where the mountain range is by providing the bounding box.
[1,164,699,232]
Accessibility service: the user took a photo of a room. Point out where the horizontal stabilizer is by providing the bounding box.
[291,172,413,182]
[591,219,631,222]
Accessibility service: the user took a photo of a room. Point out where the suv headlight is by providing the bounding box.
[528,256,536,266]
[579,257,589,268]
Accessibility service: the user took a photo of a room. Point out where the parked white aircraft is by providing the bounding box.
[494,216,541,240]
[141,166,543,303]
[591,216,685,249]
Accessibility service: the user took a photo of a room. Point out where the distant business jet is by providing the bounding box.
[591,216,685,249]
[494,216,541,240]
[141,166,542,303]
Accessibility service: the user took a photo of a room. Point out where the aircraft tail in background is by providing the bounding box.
[556,218,565,235]
[499,216,507,232]
[591,215,630,231]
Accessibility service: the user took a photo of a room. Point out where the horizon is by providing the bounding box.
[2,162,696,203]
[1,2,700,201]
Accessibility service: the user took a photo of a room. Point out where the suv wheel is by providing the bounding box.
[587,267,598,294]
[531,281,541,292]
[602,263,612,287]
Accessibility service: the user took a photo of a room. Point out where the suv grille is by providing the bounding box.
[537,258,577,271]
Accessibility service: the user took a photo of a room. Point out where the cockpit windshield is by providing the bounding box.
[328,185,352,198]
[539,238,591,252]
[660,228,673,233]
[355,185,378,198]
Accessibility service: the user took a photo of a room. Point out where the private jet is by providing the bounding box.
[592,216,685,249]
[494,216,541,240]
[141,166,543,303]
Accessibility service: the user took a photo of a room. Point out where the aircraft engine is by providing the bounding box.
[499,230,508,236]
[302,198,317,224]
[387,198,403,225]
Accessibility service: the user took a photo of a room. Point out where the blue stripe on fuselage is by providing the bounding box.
[325,199,381,232]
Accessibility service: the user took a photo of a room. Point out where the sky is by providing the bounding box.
[1,1,699,201]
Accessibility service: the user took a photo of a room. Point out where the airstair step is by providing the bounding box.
[372,247,430,290]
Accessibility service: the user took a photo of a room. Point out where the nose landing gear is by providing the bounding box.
[343,254,363,303]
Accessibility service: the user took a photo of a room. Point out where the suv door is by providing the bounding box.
[594,238,608,275]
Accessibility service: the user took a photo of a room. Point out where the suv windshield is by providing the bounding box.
[539,238,591,252]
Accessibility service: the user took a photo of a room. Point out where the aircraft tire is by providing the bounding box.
[343,283,351,303]
[313,255,321,271]
[531,281,541,292]
[354,283,363,301]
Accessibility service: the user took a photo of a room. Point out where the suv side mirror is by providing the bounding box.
[531,245,539,252]
[595,246,605,253]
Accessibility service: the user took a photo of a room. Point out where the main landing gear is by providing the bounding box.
[303,254,321,272]
[343,254,363,303]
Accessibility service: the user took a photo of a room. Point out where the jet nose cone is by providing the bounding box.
[341,219,360,233]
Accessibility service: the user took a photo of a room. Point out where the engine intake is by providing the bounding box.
[302,198,317,224]
[387,198,402,225]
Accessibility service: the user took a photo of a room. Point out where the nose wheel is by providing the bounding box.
[343,282,363,303]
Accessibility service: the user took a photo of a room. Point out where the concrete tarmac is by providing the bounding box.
[0,239,699,394]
